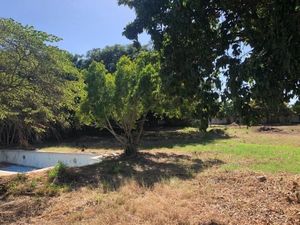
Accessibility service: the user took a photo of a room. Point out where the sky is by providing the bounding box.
[0,0,150,54]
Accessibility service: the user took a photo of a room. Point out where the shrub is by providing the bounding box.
[48,162,67,183]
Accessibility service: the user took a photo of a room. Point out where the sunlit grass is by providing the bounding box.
[39,125,300,174]
[177,142,300,173]
[162,126,300,173]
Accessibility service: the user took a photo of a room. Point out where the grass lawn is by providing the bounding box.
[40,125,300,173]
[160,126,300,173]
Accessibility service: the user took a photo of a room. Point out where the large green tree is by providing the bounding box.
[73,44,148,72]
[81,51,166,156]
[119,0,299,125]
[221,0,299,123]
[0,18,84,146]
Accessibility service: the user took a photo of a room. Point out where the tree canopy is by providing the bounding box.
[119,0,300,125]
[1,1,299,148]
[0,18,84,146]
[73,44,149,72]
[81,51,166,155]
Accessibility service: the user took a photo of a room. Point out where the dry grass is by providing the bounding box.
[223,125,300,147]
[1,151,300,225]
[1,125,300,224]
[39,125,300,173]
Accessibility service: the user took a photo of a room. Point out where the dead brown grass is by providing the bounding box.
[1,151,300,225]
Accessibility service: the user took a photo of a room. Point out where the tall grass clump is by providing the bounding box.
[48,162,68,183]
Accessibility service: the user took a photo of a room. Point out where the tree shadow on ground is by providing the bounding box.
[141,128,231,149]
[69,152,224,191]
[40,128,231,151]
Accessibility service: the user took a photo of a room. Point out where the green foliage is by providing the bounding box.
[292,101,300,114]
[119,0,225,130]
[40,183,71,197]
[119,0,299,126]
[217,101,236,120]
[73,44,147,72]
[0,18,84,146]
[2,170,71,198]
[223,0,300,124]
[6,174,34,196]
[81,51,166,155]
[48,162,68,183]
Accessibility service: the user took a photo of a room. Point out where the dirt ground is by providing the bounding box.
[1,151,299,225]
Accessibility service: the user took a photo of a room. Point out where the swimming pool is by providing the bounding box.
[0,163,38,173]
[0,150,103,175]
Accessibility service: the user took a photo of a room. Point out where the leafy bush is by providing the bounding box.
[48,162,67,183]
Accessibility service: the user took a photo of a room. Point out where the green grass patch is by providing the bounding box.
[38,125,300,174]
[150,126,300,174]
[173,141,300,173]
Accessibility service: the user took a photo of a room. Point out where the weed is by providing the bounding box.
[101,180,113,193]
[14,173,27,182]
[36,183,71,197]
[48,162,67,183]
[7,174,35,195]
[94,194,104,205]
[30,179,37,189]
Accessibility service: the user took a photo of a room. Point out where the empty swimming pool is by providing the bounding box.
[0,150,103,175]
[0,163,38,173]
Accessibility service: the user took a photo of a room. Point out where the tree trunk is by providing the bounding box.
[124,143,138,157]
[123,116,147,157]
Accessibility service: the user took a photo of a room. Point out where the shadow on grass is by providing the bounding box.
[69,152,224,191]
[141,128,231,149]
[39,128,231,151]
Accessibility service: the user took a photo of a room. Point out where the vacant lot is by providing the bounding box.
[41,125,300,173]
[1,125,300,224]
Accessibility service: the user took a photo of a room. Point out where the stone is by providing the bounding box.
[257,176,267,182]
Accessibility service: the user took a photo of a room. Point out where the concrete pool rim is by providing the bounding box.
[0,149,104,176]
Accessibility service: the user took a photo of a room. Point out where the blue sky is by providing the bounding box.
[0,0,150,54]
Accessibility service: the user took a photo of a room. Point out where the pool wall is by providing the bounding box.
[0,150,102,168]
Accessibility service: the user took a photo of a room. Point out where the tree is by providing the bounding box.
[118,0,299,126]
[118,0,227,131]
[217,101,235,120]
[0,18,84,146]
[81,51,165,156]
[292,101,300,115]
[73,44,148,72]
[222,0,299,124]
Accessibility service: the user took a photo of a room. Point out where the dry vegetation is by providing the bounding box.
[1,125,300,225]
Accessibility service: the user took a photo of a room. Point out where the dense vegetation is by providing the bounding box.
[73,44,147,72]
[81,51,169,156]
[0,1,299,155]
[0,19,84,146]
[1,3,299,225]
[119,0,299,125]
